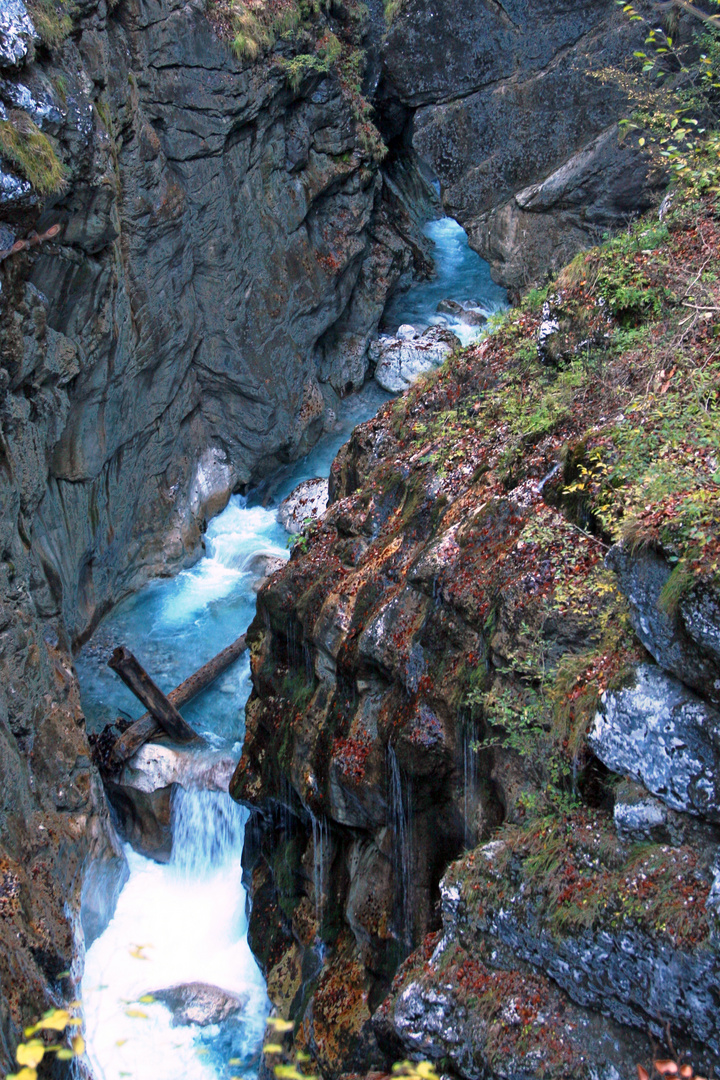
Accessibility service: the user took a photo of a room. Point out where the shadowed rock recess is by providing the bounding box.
[0,0,683,1069]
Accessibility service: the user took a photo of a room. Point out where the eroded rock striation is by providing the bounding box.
[0,0,432,1059]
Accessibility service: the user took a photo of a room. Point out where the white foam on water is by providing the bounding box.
[83,792,269,1080]
[157,502,287,629]
[382,217,507,346]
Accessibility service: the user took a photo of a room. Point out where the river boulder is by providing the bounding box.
[370,325,461,391]
[436,298,487,326]
[152,983,249,1027]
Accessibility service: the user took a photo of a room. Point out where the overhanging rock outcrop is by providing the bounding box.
[380,0,666,289]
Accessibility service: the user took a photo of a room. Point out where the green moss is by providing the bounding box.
[0,112,66,194]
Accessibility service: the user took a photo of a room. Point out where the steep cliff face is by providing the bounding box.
[380,0,665,290]
[0,0,432,1061]
[232,194,720,1076]
[0,0,682,1066]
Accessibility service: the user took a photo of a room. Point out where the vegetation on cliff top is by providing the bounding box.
[207,0,387,159]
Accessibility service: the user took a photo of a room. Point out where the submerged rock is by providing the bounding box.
[278,478,329,534]
[590,664,720,821]
[436,298,487,326]
[370,325,460,391]
[152,983,249,1027]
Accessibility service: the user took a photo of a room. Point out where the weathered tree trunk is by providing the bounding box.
[108,635,247,767]
[108,646,199,744]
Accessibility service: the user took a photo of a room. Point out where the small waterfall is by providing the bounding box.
[171,787,247,875]
[461,716,479,848]
[387,745,413,952]
[310,812,329,926]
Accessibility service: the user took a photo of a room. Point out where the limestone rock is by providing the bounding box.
[370,325,460,392]
[278,479,329,535]
[382,2,665,288]
[589,664,720,821]
[152,983,249,1027]
[120,744,237,796]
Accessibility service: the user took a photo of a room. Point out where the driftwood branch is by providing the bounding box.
[108,634,247,767]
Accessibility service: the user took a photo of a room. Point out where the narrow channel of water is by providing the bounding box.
[78,219,505,1080]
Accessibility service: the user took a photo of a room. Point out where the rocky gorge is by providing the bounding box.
[0,0,713,1075]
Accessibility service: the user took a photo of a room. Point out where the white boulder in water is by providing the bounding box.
[278,477,329,534]
[121,743,236,795]
[371,325,461,392]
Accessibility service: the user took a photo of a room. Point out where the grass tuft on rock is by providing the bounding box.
[0,111,66,194]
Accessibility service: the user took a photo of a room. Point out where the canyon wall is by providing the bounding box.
[232,198,720,1076]
[0,0,430,1062]
[0,0,672,1066]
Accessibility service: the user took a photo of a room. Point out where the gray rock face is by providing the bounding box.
[590,664,720,821]
[152,983,249,1027]
[375,876,655,1080]
[608,544,720,704]
[278,478,329,534]
[381,0,665,287]
[370,324,460,392]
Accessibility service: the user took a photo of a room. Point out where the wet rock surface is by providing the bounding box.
[152,982,249,1027]
[278,479,330,535]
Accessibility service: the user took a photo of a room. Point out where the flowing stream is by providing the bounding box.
[77,218,505,1080]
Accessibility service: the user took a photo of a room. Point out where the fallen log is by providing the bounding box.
[108,634,247,767]
[109,646,199,744]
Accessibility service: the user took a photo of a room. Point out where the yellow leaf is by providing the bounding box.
[16,1042,45,1068]
[266,1018,294,1032]
[138,995,156,1004]
[72,1034,86,1055]
[115,1040,128,1048]
[274,1066,304,1080]
[7,1068,37,1080]
[263,1044,284,1054]
[229,1060,242,1066]
[55,1049,75,1061]
[33,1010,71,1033]
[125,1009,149,1019]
